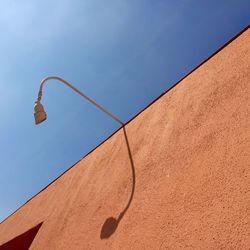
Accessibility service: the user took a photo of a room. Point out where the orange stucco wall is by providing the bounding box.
[0,28,249,249]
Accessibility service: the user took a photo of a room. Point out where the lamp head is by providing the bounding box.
[34,101,47,125]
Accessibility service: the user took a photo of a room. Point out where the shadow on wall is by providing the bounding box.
[100,127,136,239]
[0,222,43,250]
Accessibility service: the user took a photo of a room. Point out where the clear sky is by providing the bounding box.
[0,0,249,222]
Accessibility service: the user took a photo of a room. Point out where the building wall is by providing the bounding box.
[0,28,249,249]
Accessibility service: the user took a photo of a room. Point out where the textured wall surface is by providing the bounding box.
[0,28,249,250]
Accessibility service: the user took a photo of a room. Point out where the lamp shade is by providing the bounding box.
[34,101,46,125]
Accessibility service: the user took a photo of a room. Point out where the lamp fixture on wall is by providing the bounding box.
[34,76,124,126]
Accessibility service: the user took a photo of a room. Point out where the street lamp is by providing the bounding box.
[34,76,134,239]
[34,76,124,126]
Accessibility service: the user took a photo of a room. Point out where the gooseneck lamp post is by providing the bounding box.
[34,76,124,126]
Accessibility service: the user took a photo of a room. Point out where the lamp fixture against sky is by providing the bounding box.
[34,76,124,126]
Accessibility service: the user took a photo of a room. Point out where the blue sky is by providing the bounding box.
[0,0,249,222]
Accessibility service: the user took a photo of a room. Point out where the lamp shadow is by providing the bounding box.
[100,126,136,239]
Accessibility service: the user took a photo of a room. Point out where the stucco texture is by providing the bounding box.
[0,28,249,249]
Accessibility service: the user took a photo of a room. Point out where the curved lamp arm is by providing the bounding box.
[35,76,124,126]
